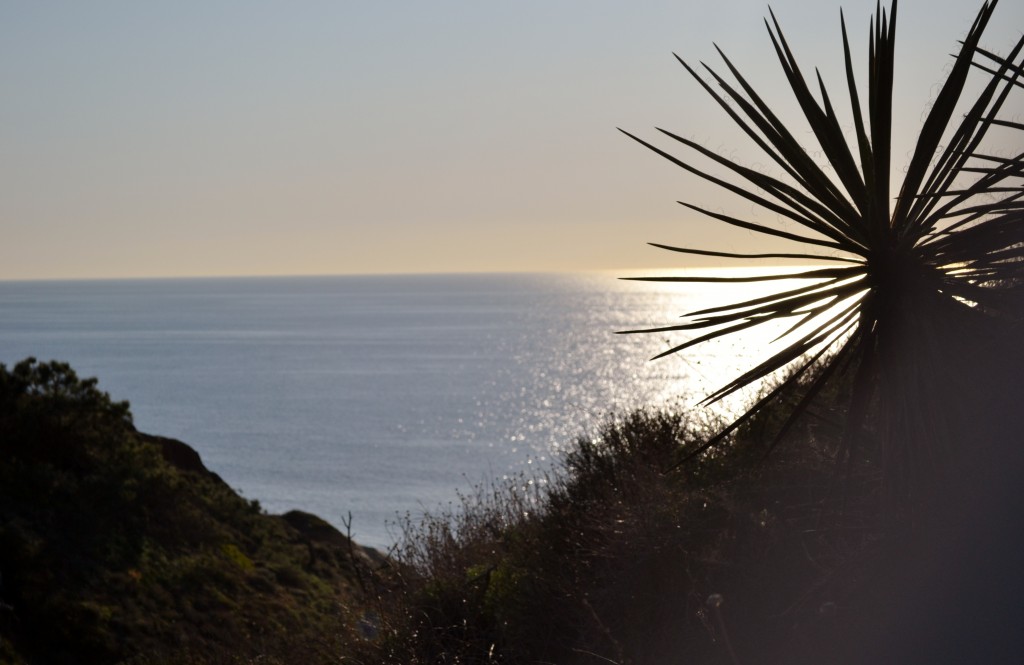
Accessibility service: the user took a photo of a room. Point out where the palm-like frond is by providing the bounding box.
[622,0,1024,490]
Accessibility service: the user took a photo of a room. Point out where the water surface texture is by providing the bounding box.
[0,272,800,547]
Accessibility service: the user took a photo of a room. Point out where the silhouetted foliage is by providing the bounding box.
[621,0,1024,503]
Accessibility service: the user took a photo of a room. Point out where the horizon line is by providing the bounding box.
[0,261,831,284]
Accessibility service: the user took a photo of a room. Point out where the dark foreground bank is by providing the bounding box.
[3,355,1024,664]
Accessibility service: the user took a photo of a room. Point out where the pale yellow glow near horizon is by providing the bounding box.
[2,1,1020,281]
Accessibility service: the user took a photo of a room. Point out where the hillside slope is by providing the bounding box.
[0,358,384,665]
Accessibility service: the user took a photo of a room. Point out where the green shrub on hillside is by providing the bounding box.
[0,359,372,665]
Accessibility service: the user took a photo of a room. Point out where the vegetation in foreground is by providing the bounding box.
[3,3,1022,664]
[355,343,1024,665]
[0,358,385,665]
[2,334,1023,664]
[622,0,1024,511]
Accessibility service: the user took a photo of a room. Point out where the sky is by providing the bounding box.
[2,0,1021,280]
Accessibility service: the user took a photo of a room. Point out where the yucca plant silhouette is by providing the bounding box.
[621,0,1023,502]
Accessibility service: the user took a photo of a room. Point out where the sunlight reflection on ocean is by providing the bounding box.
[0,269,814,548]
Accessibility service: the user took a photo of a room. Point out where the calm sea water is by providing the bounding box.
[0,271,797,548]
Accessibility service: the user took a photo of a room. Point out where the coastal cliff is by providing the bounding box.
[0,358,383,665]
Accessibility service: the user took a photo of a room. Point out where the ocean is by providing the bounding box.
[0,271,799,548]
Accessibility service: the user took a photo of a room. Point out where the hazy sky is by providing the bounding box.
[2,1,1021,279]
